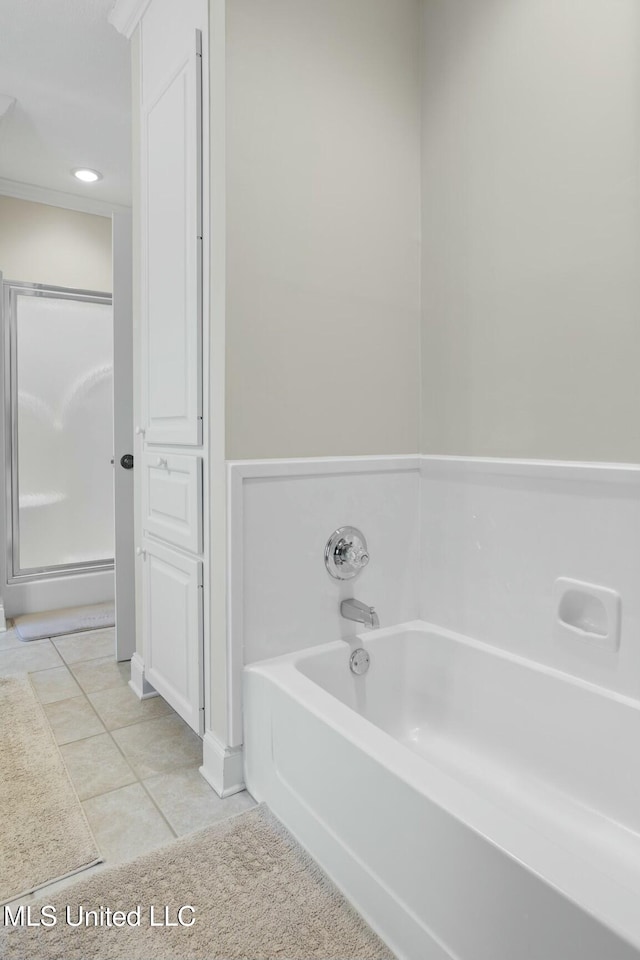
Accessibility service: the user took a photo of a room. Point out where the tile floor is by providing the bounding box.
[0,623,256,901]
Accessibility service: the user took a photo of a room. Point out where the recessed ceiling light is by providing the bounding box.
[72,168,102,183]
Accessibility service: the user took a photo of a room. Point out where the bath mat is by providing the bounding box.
[0,804,393,960]
[13,602,115,642]
[0,676,102,904]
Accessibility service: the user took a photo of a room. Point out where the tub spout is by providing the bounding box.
[341,598,380,629]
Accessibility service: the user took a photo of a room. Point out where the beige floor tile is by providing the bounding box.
[143,767,256,836]
[60,733,137,800]
[69,656,130,694]
[0,628,24,651]
[0,640,62,676]
[43,696,105,745]
[52,628,115,664]
[30,665,82,704]
[83,783,174,866]
[112,713,202,778]
[88,683,173,731]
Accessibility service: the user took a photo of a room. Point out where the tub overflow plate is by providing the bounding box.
[350,648,370,676]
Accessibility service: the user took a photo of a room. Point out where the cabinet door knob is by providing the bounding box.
[136,547,147,559]
[156,457,168,468]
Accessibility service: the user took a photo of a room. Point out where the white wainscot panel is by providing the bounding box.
[420,458,640,698]
[233,458,421,667]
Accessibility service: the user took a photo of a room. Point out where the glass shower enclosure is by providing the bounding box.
[3,281,114,581]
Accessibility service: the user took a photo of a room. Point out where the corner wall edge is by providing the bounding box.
[108,0,153,39]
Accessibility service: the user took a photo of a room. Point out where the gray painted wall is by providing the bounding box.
[420,0,640,462]
[225,0,422,459]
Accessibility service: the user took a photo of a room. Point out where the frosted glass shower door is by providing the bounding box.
[10,286,114,577]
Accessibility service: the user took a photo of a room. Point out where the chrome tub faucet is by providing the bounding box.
[341,598,380,629]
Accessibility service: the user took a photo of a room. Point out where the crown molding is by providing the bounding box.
[0,177,130,219]
[108,0,152,38]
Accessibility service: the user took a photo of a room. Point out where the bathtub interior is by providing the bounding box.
[294,628,426,739]
[293,623,640,895]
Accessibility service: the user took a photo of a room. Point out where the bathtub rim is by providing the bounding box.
[250,618,640,713]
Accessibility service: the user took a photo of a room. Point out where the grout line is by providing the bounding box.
[59,652,120,668]
[78,778,141,806]
[106,709,184,734]
[24,662,72,675]
[137,778,179,839]
[52,730,108,747]
[67,653,130,673]
[66,668,128,699]
[98,710,177,733]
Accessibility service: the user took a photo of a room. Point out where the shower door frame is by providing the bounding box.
[3,279,115,583]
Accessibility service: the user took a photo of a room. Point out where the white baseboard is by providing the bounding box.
[129,652,159,700]
[200,732,245,798]
[3,569,114,620]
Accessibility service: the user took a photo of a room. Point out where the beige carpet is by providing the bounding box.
[0,676,102,904]
[0,805,393,960]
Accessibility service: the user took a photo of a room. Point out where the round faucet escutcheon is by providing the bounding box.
[325,526,370,580]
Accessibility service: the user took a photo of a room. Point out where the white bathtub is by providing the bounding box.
[244,621,640,960]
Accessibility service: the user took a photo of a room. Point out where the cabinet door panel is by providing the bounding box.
[143,540,203,733]
[142,32,202,445]
[143,453,202,553]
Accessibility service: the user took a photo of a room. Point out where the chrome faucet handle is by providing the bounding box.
[325,527,370,580]
[342,542,369,567]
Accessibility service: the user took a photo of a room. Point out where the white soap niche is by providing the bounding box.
[553,577,621,652]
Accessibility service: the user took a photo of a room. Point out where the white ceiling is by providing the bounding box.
[0,0,131,207]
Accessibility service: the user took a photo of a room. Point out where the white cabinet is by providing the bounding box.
[143,453,202,553]
[142,540,203,733]
[135,0,208,737]
[141,30,202,446]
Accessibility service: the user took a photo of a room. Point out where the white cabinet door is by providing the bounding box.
[143,540,203,733]
[142,31,202,446]
[143,453,203,553]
